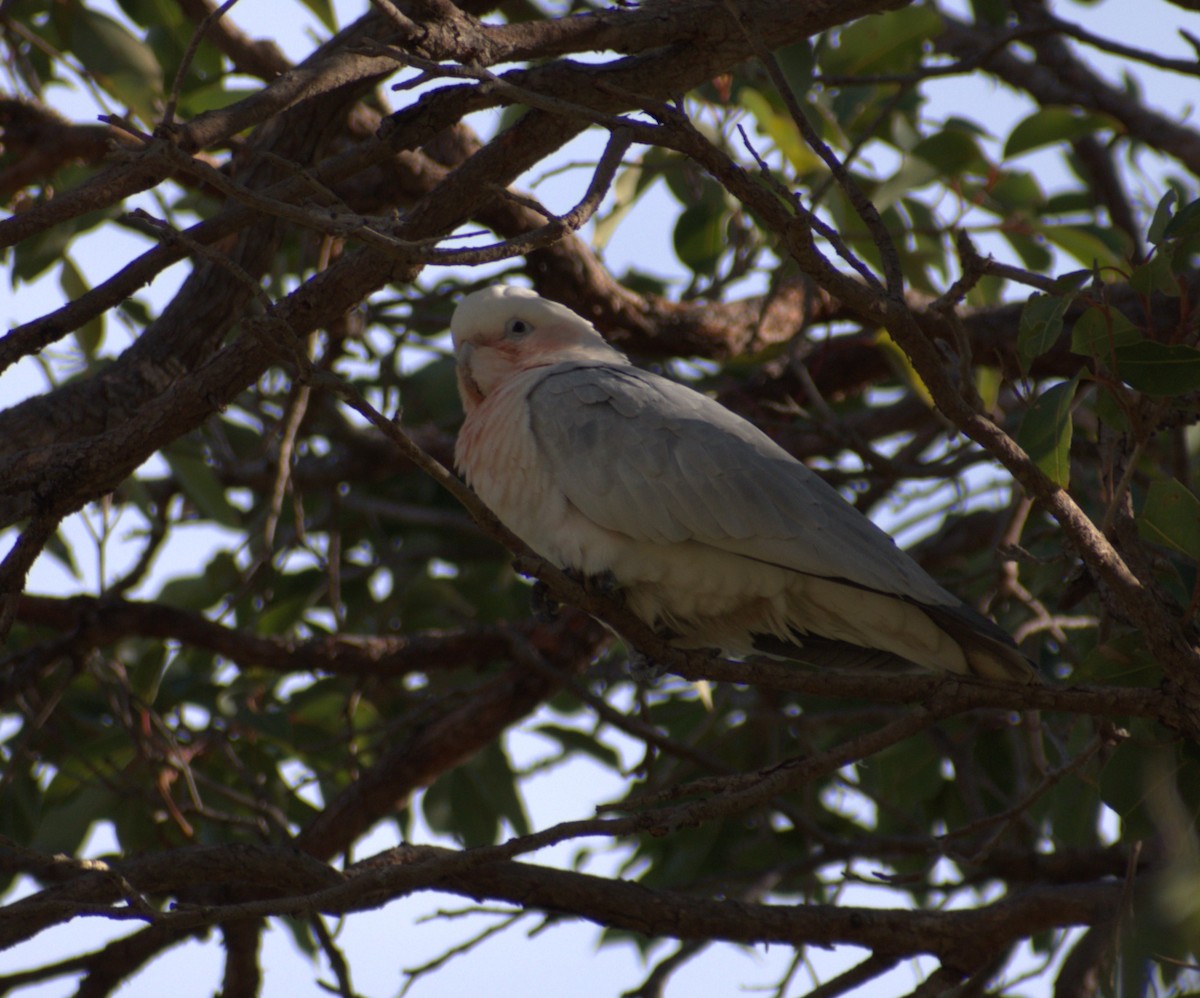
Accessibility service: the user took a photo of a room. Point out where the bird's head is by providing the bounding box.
[450,286,625,410]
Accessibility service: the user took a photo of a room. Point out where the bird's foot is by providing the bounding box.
[564,567,623,602]
[627,649,665,684]
[529,580,560,622]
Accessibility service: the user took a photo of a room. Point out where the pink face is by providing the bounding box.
[450,287,628,414]
[454,316,616,410]
[455,336,528,408]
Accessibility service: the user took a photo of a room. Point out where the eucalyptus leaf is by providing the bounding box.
[1138,479,1200,559]
[66,7,163,123]
[1069,305,1142,358]
[1004,107,1114,158]
[673,203,726,273]
[59,256,105,360]
[163,444,241,528]
[1147,189,1178,244]
[1016,373,1081,488]
[1114,341,1200,395]
[1162,195,1200,242]
[1018,293,1071,372]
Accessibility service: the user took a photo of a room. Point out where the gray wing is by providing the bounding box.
[526,363,958,607]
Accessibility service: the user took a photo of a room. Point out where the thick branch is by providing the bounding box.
[0,840,1121,973]
[9,594,1191,732]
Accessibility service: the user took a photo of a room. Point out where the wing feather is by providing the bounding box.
[528,363,956,606]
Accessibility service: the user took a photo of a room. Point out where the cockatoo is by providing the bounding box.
[451,285,1035,682]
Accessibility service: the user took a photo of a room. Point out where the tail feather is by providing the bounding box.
[751,632,930,674]
[923,603,1040,683]
[750,601,1040,684]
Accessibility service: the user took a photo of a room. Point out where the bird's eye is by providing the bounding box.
[505,318,532,337]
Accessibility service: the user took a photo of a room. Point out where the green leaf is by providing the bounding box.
[422,742,529,846]
[67,7,164,124]
[109,790,165,852]
[30,781,112,856]
[1003,230,1053,273]
[1073,632,1157,685]
[975,365,1001,413]
[1138,479,1200,559]
[12,207,117,286]
[1162,195,1200,242]
[1038,223,1128,269]
[42,525,83,580]
[1113,341,1200,396]
[1045,190,1096,215]
[126,641,169,703]
[777,39,815,96]
[857,738,944,828]
[118,0,223,89]
[1093,384,1131,432]
[157,550,241,610]
[164,443,241,528]
[901,197,937,235]
[1100,742,1178,840]
[1049,269,1093,294]
[280,916,319,959]
[534,724,621,769]
[673,203,725,274]
[1069,305,1142,359]
[1016,373,1081,488]
[258,573,325,634]
[1128,251,1180,297]
[1017,293,1071,372]
[820,6,943,75]
[875,329,934,407]
[873,157,941,211]
[739,87,820,174]
[59,257,105,360]
[471,741,530,838]
[0,765,42,847]
[1004,107,1114,158]
[986,170,1044,212]
[1147,189,1177,245]
[970,0,1008,26]
[661,161,725,211]
[393,355,460,423]
[297,0,337,32]
[912,129,988,175]
[1050,780,1103,849]
[177,84,260,116]
[117,0,180,29]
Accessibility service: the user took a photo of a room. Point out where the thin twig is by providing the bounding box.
[723,0,901,294]
[161,0,244,129]
[398,911,523,998]
[802,953,903,998]
[506,633,730,775]
[311,914,360,998]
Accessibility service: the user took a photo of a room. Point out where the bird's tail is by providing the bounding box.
[922,603,1041,683]
[750,598,1040,684]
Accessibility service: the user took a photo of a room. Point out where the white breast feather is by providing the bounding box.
[457,368,971,674]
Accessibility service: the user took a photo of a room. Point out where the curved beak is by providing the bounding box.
[455,340,484,407]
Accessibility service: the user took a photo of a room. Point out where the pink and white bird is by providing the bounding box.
[451,285,1035,682]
